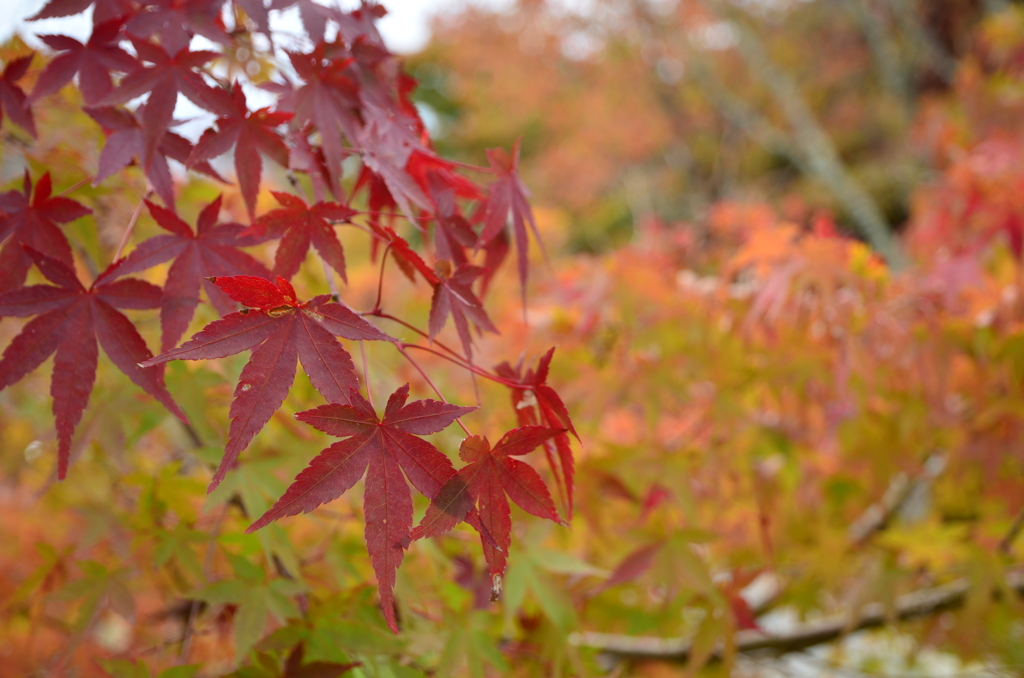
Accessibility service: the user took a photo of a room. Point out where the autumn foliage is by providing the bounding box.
[4,1,1024,677]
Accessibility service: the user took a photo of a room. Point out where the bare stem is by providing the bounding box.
[57,175,93,197]
[372,243,393,312]
[401,342,521,388]
[369,310,469,364]
[113,192,152,262]
[397,345,472,436]
[361,341,374,409]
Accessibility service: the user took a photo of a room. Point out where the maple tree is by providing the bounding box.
[0,0,574,673]
[5,0,1024,676]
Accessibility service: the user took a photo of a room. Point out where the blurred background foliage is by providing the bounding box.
[5,0,1024,676]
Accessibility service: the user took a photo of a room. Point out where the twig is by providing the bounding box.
[1000,507,1024,555]
[113,192,152,262]
[371,243,393,312]
[571,572,1024,662]
[847,452,946,546]
[396,345,472,436]
[360,341,374,409]
[401,342,521,388]
[701,0,906,268]
[57,175,93,197]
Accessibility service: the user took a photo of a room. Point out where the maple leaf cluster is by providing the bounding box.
[0,0,575,633]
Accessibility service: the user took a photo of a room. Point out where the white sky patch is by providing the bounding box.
[0,0,518,55]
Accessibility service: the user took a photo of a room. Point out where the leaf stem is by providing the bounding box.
[369,310,463,361]
[365,310,522,387]
[372,243,393,312]
[401,343,521,388]
[361,340,374,409]
[57,175,93,197]
[113,192,151,262]
[396,344,472,436]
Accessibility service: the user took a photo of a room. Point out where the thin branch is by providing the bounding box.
[885,0,956,84]
[572,572,1024,662]
[701,1,906,267]
[842,0,912,114]
[847,452,946,546]
[57,175,93,197]
[360,340,374,409]
[401,342,521,388]
[369,310,478,368]
[113,192,152,263]
[1000,507,1024,555]
[372,243,393,312]
[396,344,472,436]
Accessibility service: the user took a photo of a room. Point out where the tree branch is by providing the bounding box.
[847,452,946,545]
[885,0,956,84]
[571,572,1024,662]
[701,1,906,268]
[842,0,913,115]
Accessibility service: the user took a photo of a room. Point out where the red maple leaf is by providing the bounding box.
[94,39,235,170]
[353,165,399,236]
[85,105,225,209]
[247,384,475,632]
[29,18,138,105]
[478,140,544,303]
[357,120,430,221]
[248,191,356,281]
[127,0,232,56]
[27,0,134,25]
[286,39,363,194]
[142,275,394,491]
[428,262,498,360]
[0,247,188,478]
[0,54,36,137]
[187,84,293,219]
[407,151,483,204]
[412,426,562,592]
[270,0,342,43]
[495,348,578,520]
[0,172,92,293]
[102,196,273,351]
[424,170,478,267]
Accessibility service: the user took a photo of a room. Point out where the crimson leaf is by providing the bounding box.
[101,196,273,351]
[357,120,430,222]
[127,0,232,56]
[495,348,578,520]
[94,39,235,170]
[30,19,137,105]
[247,384,475,632]
[478,140,544,303]
[28,0,134,25]
[187,84,293,219]
[0,172,92,293]
[412,427,562,593]
[248,191,355,281]
[287,40,360,194]
[0,247,188,478]
[428,263,498,361]
[85,104,225,209]
[0,54,36,137]
[142,275,394,492]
